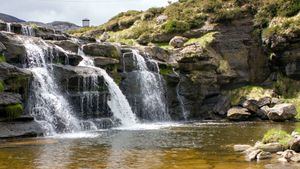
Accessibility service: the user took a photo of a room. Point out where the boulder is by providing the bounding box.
[291,153,300,162]
[82,43,121,58]
[255,142,283,153]
[140,46,170,62]
[267,104,297,122]
[0,92,22,105]
[282,150,296,161]
[242,99,259,113]
[257,97,272,108]
[246,149,261,161]
[52,40,79,53]
[93,57,119,67]
[100,32,110,42]
[256,108,269,120]
[169,36,188,48]
[291,137,300,153]
[257,151,272,160]
[156,15,168,24]
[227,107,251,121]
[0,121,43,138]
[35,26,67,40]
[234,144,252,152]
[66,54,83,66]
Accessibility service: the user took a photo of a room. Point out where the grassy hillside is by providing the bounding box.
[69,0,300,45]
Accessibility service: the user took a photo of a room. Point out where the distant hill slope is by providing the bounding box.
[48,21,80,32]
[0,13,25,22]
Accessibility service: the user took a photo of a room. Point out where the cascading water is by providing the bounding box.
[176,78,189,120]
[22,25,35,36]
[123,50,170,121]
[78,48,138,126]
[23,37,81,135]
[6,23,11,32]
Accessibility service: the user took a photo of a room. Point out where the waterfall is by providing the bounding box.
[78,48,138,126]
[124,50,170,121]
[22,25,35,36]
[176,78,189,120]
[23,37,81,135]
[6,23,11,32]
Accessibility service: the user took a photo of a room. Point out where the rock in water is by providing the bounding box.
[255,142,283,153]
[169,36,188,48]
[227,107,251,121]
[234,144,252,152]
[257,151,272,160]
[267,103,297,121]
[291,137,300,152]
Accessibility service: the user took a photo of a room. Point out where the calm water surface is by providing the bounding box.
[0,121,300,169]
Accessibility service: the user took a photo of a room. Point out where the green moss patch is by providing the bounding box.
[262,129,293,148]
[228,85,273,106]
[0,54,6,62]
[0,80,4,92]
[4,104,23,120]
[184,32,218,47]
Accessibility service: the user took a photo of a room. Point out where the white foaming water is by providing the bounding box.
[23,37,81,135]
[78,48,138,126]
[22,25,35,36]
[6,23,11,32]
[115,122,181,130]
[130,50,170,121]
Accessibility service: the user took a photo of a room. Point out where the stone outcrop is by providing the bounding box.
[82,43,121,58]
[169,36,188,48]
[267,104,297,122]
[227,107,251,121]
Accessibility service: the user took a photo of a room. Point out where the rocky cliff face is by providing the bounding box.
[0,0,300,137]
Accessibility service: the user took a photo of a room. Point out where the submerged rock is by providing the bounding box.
[267,104,297,122]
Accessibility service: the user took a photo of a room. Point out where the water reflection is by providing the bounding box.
[0,122,300,169]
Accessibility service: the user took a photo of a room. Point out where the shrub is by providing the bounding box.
[0,80,4,92]
[212,8,244,23]
[0,54,5,62]
[4,104,23,120]
[162,20,190,33]
[262,129,293,147]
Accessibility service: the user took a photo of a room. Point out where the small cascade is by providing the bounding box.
[6,23,11,32]
[23,37,81,135]
[176,77,189,120]
[78,48,138,126]
[22,25,35,36]
[123,50,170,121]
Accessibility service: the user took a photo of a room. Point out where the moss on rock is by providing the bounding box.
[0,80,4,92]
[0,54,6,62]
[4,104,23,120]
[228,86,273,106]
[262,129,293,148]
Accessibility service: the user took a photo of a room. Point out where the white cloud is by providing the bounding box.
[0,0,177,26]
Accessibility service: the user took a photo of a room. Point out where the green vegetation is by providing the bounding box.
[262,129,293,148]
[0,80,4,92]
[262,13,300,39]
[159,64,174,75]
[185,32,218,47]
[0,54,6,62]
[228,86,273,105]
[4,104,23,120]
[273,74,300,120]
[154,43,173,50]
[162,20,190,33]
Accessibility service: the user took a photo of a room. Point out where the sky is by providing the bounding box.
[0,0,177,26]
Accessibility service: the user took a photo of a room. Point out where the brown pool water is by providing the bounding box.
[0,121,300,169]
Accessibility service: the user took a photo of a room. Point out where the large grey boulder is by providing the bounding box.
[227,107,251,121]
[169,36,188,48]
[291,137,300,153]
[267,103,297,121]
[255,142,283,153]
[0,121,43,138]
[52,40,79,53]
[82,43,121,58]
